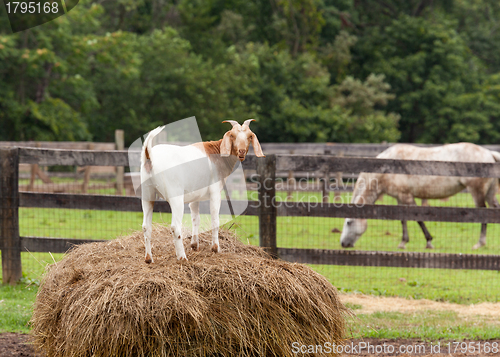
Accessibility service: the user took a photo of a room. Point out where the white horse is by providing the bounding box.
[340,143,500,250]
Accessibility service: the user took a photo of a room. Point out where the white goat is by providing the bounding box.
[140,120,264,263]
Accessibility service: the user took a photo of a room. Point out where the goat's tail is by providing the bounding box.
[491,150,500,163]
[141,126,165,170]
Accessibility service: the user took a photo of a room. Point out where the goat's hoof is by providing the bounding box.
[177,256,188,262]
[145,254,153,264]
[190,242,200,251]
[211,243,219,253]
[426,243,434,249]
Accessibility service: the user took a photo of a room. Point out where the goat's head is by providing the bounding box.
[220,119,265,161]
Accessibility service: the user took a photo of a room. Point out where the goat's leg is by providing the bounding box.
[189,201,200,251]
[142,200,154,263]
[210,189,222,253]
[170,197,187,260]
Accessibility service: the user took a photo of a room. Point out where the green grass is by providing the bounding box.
[0,282,38,333]
[9,189,500,304]
[314,265,500,304]
[1,186,499,335]
[349,310,500,340]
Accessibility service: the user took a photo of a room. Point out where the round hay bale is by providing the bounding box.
[31,225,350,357]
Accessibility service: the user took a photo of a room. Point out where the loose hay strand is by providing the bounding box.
[31,226,350,357]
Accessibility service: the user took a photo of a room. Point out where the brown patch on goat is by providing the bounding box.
[144,159,152,173]
[143,147,152,173]
[192,139,232,156]
[145,254,152,264]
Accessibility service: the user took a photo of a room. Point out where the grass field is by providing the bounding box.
[1,184,500,336]
[10,188,500,304]
[351,310,500,340]
[2,282,499,340]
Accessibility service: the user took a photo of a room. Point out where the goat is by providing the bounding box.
[140,119,265,263]
[340,143,500,250]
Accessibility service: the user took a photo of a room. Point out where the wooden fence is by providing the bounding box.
[1,147,500,284]
[0,130,125,194]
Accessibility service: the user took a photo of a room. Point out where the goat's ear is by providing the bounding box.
[252,134,265,157]
[220,132,232,157]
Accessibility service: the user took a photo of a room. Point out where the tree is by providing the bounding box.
[354,15,488,143]
[231,44,399,143]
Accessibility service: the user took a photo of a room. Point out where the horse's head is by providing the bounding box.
[340,218,368,248]
[339,174,378,248]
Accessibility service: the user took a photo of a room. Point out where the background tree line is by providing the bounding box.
[1,0,499,145]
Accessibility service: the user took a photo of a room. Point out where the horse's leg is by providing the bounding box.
[397,196,434,249]
[417,221,434,249]
[486,181,500,208]
[397,197,411,249]
[470,187,487,250]
[398,220,409,249]
[408,198,434,249]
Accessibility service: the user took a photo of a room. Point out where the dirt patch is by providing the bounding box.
[0,333,33,357]
[2,333,499,356]
[340,294,500,318]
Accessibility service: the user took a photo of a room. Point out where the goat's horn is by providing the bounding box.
[242,119,255,127]
[222,120,240,127]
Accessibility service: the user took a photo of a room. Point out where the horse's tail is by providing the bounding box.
[490,150,500,191]
[491,150,500,163]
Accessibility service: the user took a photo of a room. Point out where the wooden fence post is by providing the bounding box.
[1,148,22,284]
[322,169,330,203]
[81,143,94,194]
[257,154,277,258]
[115,130,124,195]
[334,151,344,200]
[286,149,295,201]
[323,149,331,203]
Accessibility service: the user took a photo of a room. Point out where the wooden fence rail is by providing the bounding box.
[2,134,125,195]
[2,148,500,284]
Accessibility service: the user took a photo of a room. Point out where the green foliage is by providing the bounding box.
[354,14,498,143]
[1,0,500,144]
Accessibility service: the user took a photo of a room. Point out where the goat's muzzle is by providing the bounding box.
[238,150,246,161]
